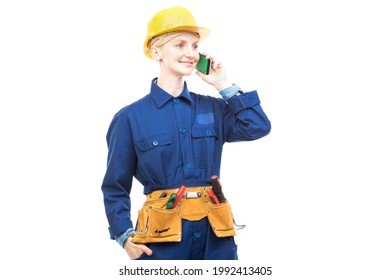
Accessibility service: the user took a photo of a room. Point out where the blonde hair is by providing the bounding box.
[148,31,199,50]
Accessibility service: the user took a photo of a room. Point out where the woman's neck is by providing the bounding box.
[156,75,184,97]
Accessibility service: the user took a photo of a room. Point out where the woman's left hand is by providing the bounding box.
[195,52,232,92]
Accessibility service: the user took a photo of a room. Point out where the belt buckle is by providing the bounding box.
[184,192,201,199]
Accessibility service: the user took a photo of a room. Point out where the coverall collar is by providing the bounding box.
[150,78,194,108]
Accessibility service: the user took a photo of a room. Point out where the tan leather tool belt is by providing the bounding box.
[132,186,236,244]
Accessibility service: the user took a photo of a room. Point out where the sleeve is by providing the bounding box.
[222,90,271,143]
[101,109,137,239]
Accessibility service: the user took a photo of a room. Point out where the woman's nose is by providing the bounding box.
[184,46,196,58]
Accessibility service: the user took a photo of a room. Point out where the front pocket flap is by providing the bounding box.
[191,127,218,138]
[137,133,172,152]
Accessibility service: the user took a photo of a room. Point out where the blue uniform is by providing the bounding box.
[101,78,271,259]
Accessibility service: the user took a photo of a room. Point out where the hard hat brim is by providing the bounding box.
[143,26,210,59]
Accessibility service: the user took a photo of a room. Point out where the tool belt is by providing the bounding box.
[131,186,236,244]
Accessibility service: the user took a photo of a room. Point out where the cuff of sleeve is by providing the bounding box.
[227,90,261,113]
[109,220,134,240]
[219,84,242,100]
[115,228,136,248]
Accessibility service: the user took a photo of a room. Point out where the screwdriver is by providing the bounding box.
[166,186,186,209]
[207,189,220,204]
[166,193,177,209]
[172,185,186,208]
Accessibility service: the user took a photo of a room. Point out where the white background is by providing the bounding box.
[1,0,389,279]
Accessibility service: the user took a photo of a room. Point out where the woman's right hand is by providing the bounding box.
[195,52,232,92]
[123,238,153,260]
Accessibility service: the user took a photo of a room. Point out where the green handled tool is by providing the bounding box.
[166,193,177,209]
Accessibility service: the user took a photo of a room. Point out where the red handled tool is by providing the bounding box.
[172,185,186,208]
[207,189,220,204]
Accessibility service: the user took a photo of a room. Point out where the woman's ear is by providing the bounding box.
[151,46,162,61]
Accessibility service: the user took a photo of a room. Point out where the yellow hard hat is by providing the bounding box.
[143,6,210,59]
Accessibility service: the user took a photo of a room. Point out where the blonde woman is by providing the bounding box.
[101,6,271,260]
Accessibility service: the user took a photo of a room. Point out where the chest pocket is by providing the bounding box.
[137,133,172,152]
[136,133,176,178]
[191,127,219,169]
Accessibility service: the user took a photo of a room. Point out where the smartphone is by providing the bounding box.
[196,53,210,75]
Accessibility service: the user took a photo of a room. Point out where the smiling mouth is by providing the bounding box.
[179,61,195,66]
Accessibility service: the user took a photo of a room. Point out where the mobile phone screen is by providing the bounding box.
[196,53,210,75]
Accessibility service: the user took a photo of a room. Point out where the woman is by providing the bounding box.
[101,6,271,260]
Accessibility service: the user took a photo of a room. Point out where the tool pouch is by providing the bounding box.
[132,198,182,244]
[132,187,236,244]
[206,200,236,237]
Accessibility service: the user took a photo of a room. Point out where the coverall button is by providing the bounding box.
[205,130,212,136]
[152,141,158,146]
[194,232,200,238]
[179,128,186,134]
[184,163,192,169]
[173,98,180,104]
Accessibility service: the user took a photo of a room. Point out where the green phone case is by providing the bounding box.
[196,54,210,75]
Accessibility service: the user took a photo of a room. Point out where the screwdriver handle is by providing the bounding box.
[172,185,186,208]
[207,189,220,204]
[166,193,177,209]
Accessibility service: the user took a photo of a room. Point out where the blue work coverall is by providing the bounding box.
[101,78,271,259]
